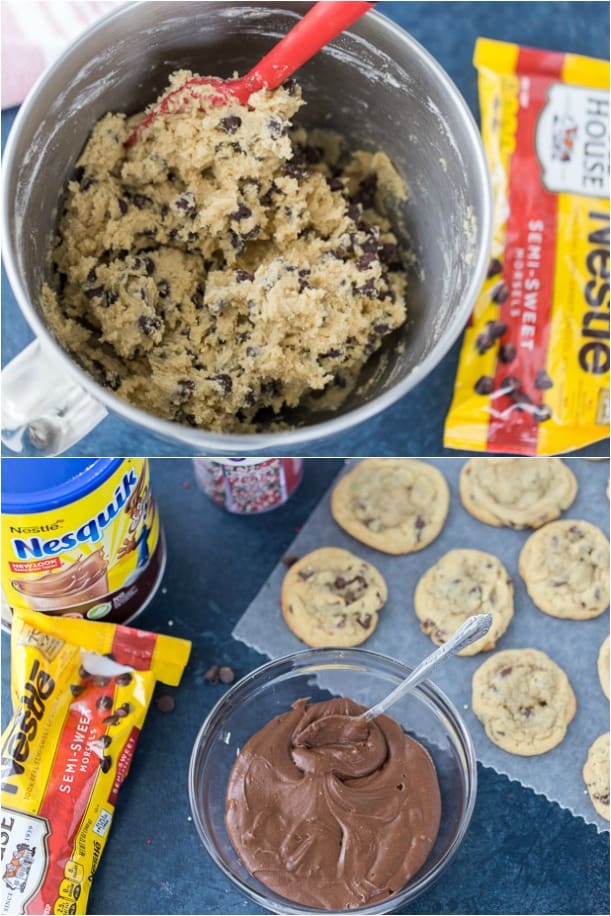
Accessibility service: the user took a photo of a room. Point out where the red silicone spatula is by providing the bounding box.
[125,1,376,147]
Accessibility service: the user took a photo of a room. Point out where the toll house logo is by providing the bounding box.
[3,843,35,893]
[536,84,609,198]
[0,810,49,913]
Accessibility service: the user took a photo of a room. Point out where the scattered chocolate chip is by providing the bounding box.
[157,280,170,298]
[81,176,96,191]
[98,735,112,748]
[475,331,493,354]
[284,161,306,180]
[143,256,155,276]
[70,685,84,698]
[486,320,508,340]
[86,267,97,283]
[208,373,232,395]
[568,525,584,539]
[133,194,153,210]
[282,555,299,568]
[138,314,162,336]
[327,176,344,191]
[174,379,195,403]
[231,204,252,221]
[99,755,112,773]
[102,713,120,726]
[355,278,379,299]
[491,281,509,304]
[356,614,372,629]
[235,269,254,283]
[282,78,297,96]
[155,694,176,713]
[474,375,495,395]
[499,342,517,363]
[520,706,534,718]
[500,667,513,677]
[219,666,235,684]
[298,569,314,581]
[220,115,242,134]
[104,290,119,307]
[115,672,133,686]
[268,118,284,139]
[96,695,113,711]
[230,231,245,253]
[118,197,128,215]
[335,576,347,589]
[487,257,503,278]
[115,702,131,718]
[501,375,521,395]
[533,404,552,423]
[335,614,347,628]
[84,286,104,300]
[353,173,377,208]
[379,242,401,267]
[534,369,553,390]
[356,251,377,271]
[105,372,121,391]
[204,664,220,684]
[373,323,391,336]
[347,203,362,222]
[71,165,85,183]
[321,348,342,359]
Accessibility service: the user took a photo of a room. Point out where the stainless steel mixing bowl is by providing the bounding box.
[2,1,492,454]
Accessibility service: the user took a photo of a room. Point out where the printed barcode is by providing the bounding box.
[92,809,112,837]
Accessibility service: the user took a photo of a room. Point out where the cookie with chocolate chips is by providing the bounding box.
[281,547,387,647]
[519,519,609,619]
[459,457,577,529]
[331,459,449,555]
[414,549,514,655]
[472,648,576,756]
[583,733,610,820]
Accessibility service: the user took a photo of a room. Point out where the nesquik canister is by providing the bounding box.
[193,458,304,514]
[1,458,166,630]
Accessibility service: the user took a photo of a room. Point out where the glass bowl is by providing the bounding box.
[188,648,477,915]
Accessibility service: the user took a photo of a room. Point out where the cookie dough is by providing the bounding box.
[519,520,610,620]
[459,458,577,529]
[472,648,576,756]
[414,549,513,655]
[281,547,387,647]
[331,459,450,554]
[583,733,610,821]
[598,635,610,700]
[41,73,408,432]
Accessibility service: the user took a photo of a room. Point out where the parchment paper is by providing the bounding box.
[233,458,610,832]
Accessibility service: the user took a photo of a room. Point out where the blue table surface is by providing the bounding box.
[1,458,609,915]
[2,1,610,458]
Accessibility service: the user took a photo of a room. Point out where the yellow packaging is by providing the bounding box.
[2,458,165,629]
[445,39,609,454]
[1,605,191,915]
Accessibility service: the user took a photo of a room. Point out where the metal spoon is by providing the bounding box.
[362,613,493,721]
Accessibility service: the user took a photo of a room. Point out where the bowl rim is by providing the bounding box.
[2,1,493,453]
[188,645,478,915]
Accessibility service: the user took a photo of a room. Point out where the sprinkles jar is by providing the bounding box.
[193,459,303,514]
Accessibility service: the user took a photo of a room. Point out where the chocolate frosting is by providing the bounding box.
[225,696,441,910]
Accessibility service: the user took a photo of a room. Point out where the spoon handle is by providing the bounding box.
[246,1,376,92]
[362,613,493,721]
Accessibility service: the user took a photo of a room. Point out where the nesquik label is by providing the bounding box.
[2,460,165,629]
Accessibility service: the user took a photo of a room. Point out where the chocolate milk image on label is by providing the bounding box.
[11,547,109,613]
[1,459,166,629]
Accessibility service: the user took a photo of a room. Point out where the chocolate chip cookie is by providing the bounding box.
[583,733,610,820]
[519,520,610,619]
[331,459,450,554]
[281,547,387,647]
[414,549,513,655]
[472,649,576,755]
[459,458,577,529]
[598,635,610,700]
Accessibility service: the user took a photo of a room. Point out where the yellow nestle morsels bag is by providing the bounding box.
[1,606,191,915]
[445,38,609,455]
